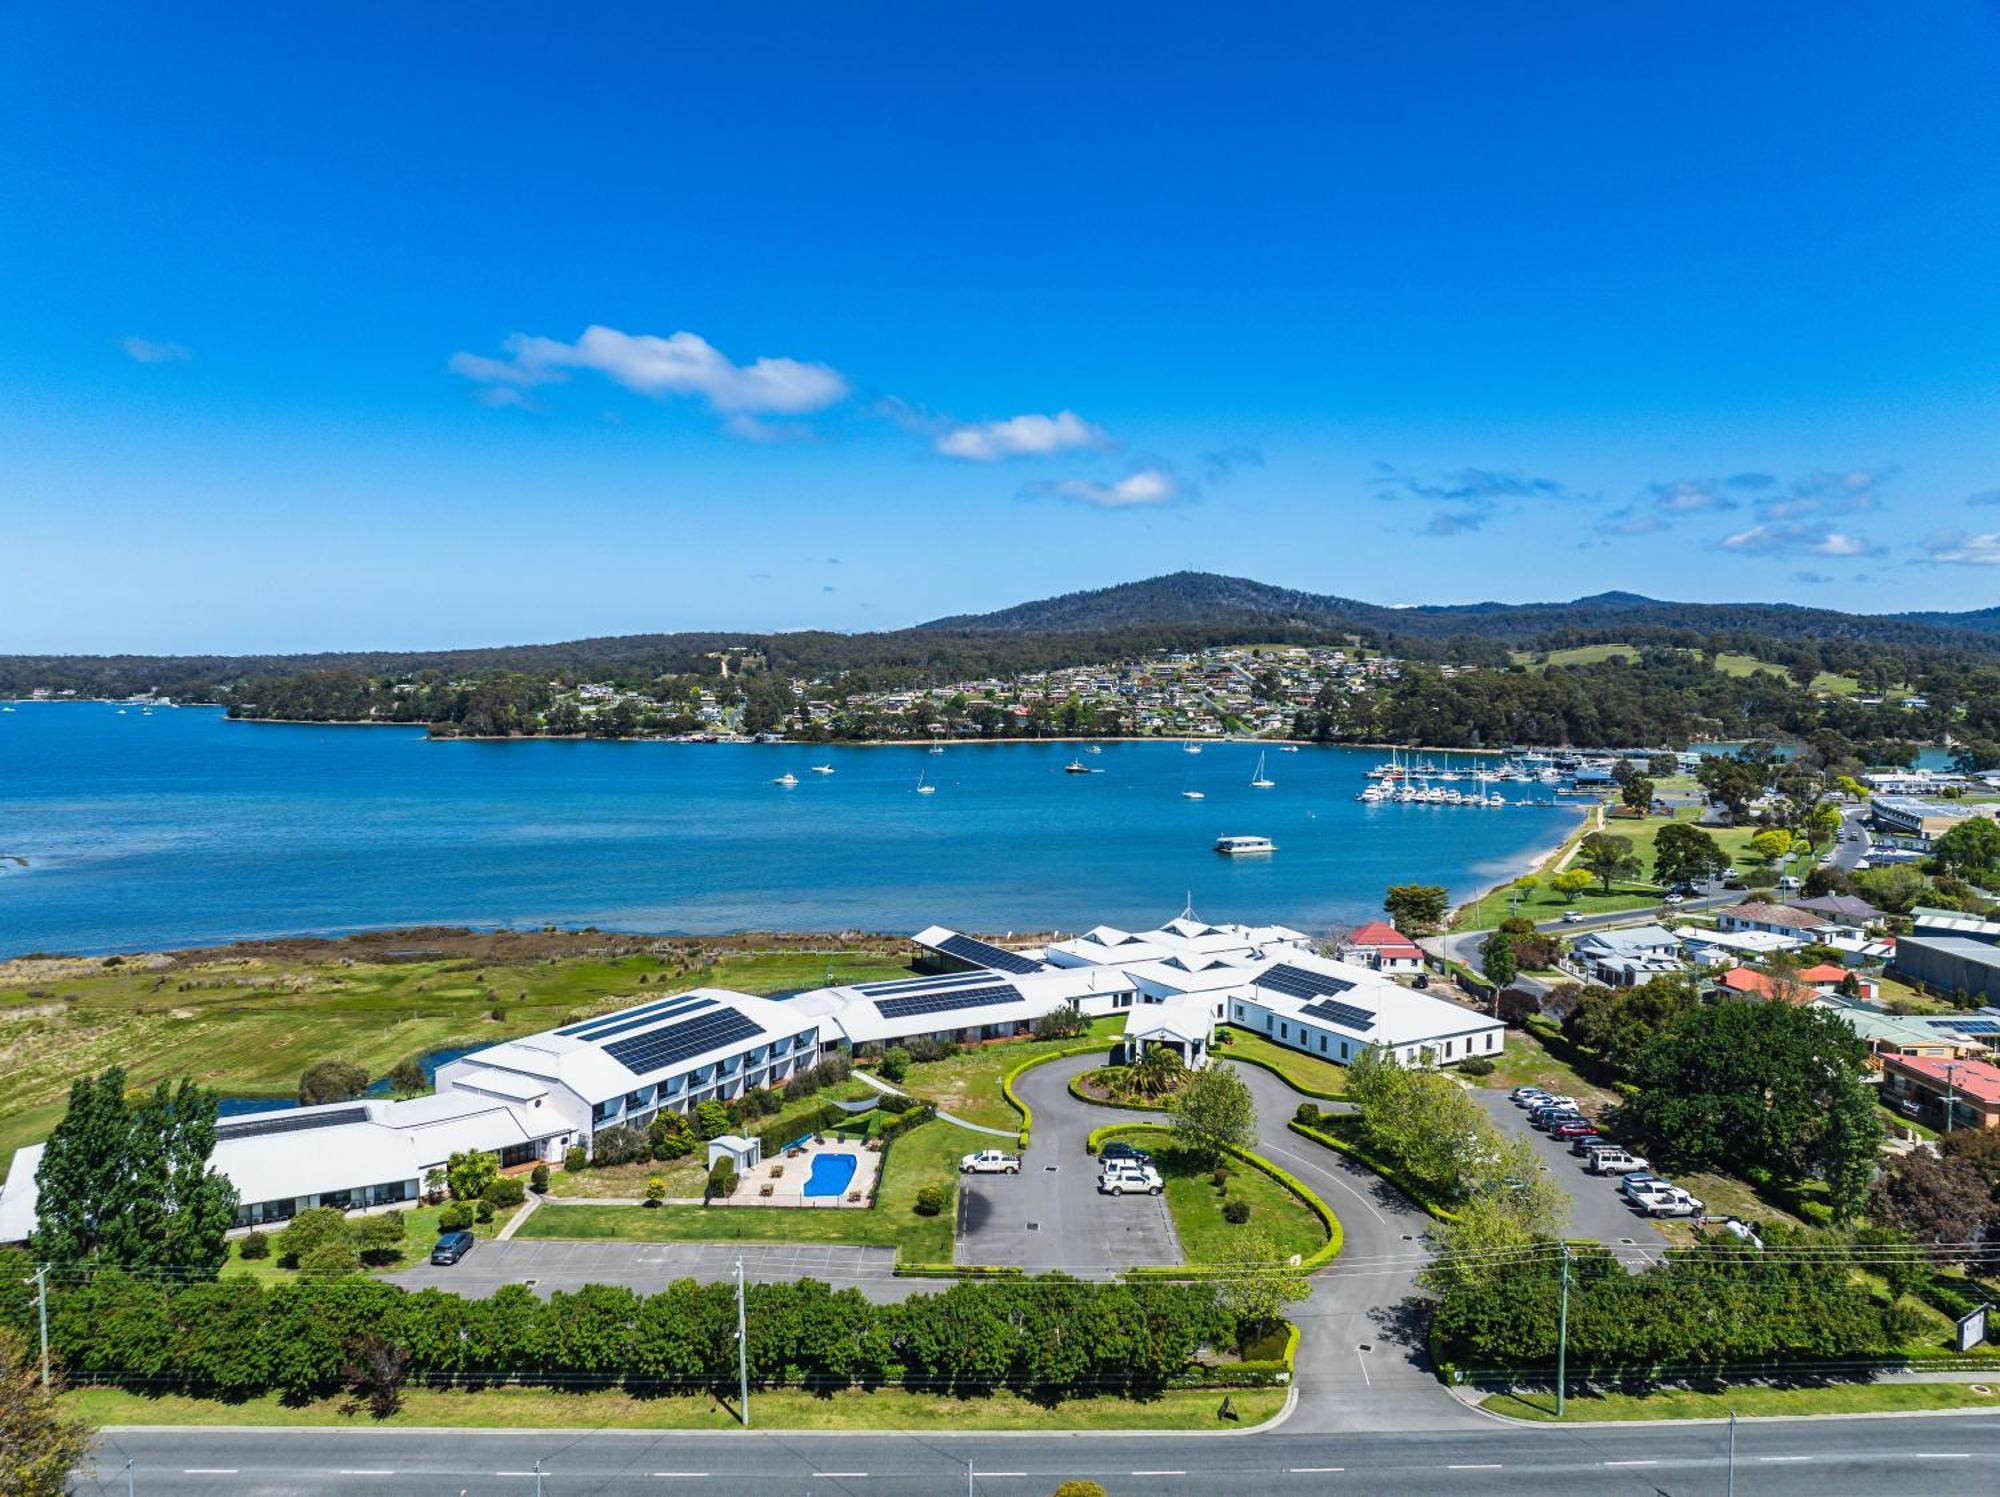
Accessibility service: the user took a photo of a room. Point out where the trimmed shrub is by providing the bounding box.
[1223,1199,1252,1225]
[878,1046,912,1083]
[646,1174,667,1206]
[705,1159,738,1201]
[482,1176,526,1209]
[237,1230,270,1261]
[298,1238,361,1278]
[438,1201,474,1232]
[563,1146,586,1174]
[1293,1102,1321,1126]
[530,1163,550,1194]
[274,1206,350,1268]
[474,1199,495,1224]
[1457,1056,1495,1077]
[913,1183,947,1217]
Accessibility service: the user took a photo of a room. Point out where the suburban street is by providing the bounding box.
[79,1414,2000,1495]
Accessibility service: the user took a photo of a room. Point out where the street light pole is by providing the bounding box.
[1555,1241,1570,1419]
[735,1254,751,1428]
[30,1263,48,1388]
[1727,1408,1736,1497]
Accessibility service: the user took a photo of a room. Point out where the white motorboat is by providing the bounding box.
[773,773,799,787]
[810,764,835,774]
[1181,789,1206,800]
[928,744,945,754]
[1065,760,1093,774]
[1214,835,1277,855]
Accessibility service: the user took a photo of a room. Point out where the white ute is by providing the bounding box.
[960,1149,1021,1175]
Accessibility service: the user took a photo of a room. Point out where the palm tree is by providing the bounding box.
[1130,1044,1186,1098]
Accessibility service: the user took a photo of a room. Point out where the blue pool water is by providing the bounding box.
[804,1152,859,1198]
[0,703,1588,956]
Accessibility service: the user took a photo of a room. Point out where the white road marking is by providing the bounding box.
[813,1474,868,1479]
[1132,1471,1186,1477]
[1915,1453,1970,1459]
[338,1472,397,1477]
[184,1472,239,1477]
[976,1474,1027,1479]
[1289,1467,1344,1473]
[1603,1460,1658,1467]
[652,1474,710,1479]
[1759,1456,1811,1463]
[1448,1464,1502,1470]
[1354,1348,1372,1385]
[1269,1143,1388,1225]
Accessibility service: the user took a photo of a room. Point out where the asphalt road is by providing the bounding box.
[83,1415,2000,1495]
[960,1055,1180,1273]
[1469,1088,1665,1263]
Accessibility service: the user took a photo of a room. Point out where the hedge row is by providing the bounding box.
[1213,1042,1346,1102]
[1084,1122,1343,1274]
[1065,1074,1171,1114]
[1287,1117,1460,1224]
[0,1255,1258,1401]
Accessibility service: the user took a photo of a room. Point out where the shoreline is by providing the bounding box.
[1446,797,1601,924]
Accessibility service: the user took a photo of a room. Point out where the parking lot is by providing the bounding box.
[386,1239,915,1302]
[1472,1087,1665,1261]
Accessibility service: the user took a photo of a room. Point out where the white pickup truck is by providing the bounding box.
[1634,1185,1704,1217]
[960,1149,1022,1175]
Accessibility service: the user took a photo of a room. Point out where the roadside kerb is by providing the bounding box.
[1003,1040,1112,1148]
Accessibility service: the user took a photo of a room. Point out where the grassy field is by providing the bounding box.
[887,1018,1122,1128]
[1108,1126,1327,1265]
[68,1382,1288,1431]
[1215,1028,1349,1097]
[1467,1027,1618,1109]
[516,1117,983,1261]
[547,1156,709,1200]
[1483,1380,1998,1422]
[1508,642,1862,698]
[0,937,916,1172]
[220,1200,525,1282]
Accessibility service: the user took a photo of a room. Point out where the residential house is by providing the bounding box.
[1716,902,1837,940]
[1881,1053,2000,1131]
[1571,924,1683,986]
[1789,893,1884,927]
[1339,920,1425,974]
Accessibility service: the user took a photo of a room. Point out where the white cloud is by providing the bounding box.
[120,336,190,364]
[1717,520,1879,558]
[936,409,1111,462]
[1027,466,1180,509]
[451,325,849,417]
[1924,532,2000,566]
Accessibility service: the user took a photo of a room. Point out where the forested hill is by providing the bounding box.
[7,571,2000,705]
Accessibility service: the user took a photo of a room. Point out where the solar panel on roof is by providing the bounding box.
[853,970,996,997]
[217,1105,369,1142]
[873,983,1022,1021]
[935,933,1042,975]
[559,992,710,1038]
[603,1009,766,1077]
[1258,963,1358,1000]
[1301,997,1377,1032]
[569,996,717,1045]
[1934,1018,2000,1035]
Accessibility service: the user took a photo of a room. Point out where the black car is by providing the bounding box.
[1100,1141,1154,1166]
[430,1230,476,1266]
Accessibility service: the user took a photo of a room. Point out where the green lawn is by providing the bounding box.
[67,1382,1289,1431]
[886,1018,1123,1128]
[1468,1027,1617,1109]
[516,1118,983,1261]
[1509,644,1642,669]
[0,942,915,1173]
[1216,1028,1348,1097]
[547,1156,709,1199]
[222,1200,523,1282]
[1484,1380,1999,1422]
[1108,1126,1327,1266]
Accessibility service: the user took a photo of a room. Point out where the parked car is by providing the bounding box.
[1551,1120,1598,1140]
[1100,1141,1154,1166]
[1635,1185,1704,1217]
[1587,1150,1647,1175]
[1619,1171,1663,1199]
[1721,866,1739,879]
[1569,1133,1611,1155]
[1098,1161,1164,1196]
[1662,892,1684,906]
[1562,911,1586,924]
[1531,1105,1581,1129]
[960,1149,1022,1175]
[430,1230,475,1266]
[1511,1086,1549,1105]
[1777,875,1802,891]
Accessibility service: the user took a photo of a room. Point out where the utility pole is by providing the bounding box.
[1727,1408,1736,1497]
[1944,1062,1960,1135]
[29,1263,49,1388]
[1555,1242,1570,1419]
[735,1254,751,1428]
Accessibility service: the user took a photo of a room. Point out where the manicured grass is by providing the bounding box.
[516,1118,983,1261]
[887,1018,1123,1129]
[1216,1028,1348,1098]
[1483,1379,2000,1422]
[547,1157,708,1200]
[67,1382,1288,1431]
[222,1200,523,1282]
[1468,1027,1616,1109]
[1108,1126,1327,1266]
[0,943,915,1173]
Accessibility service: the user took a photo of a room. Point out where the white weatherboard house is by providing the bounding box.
[0,911,1501,1241]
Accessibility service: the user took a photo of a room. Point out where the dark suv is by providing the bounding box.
[1100,1141,1154,1166]
[430,1230,476,1266]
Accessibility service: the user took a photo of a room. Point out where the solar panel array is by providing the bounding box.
[873,982,1022,1021]
[568,996,717,1046]
[1301,997,1377,1033]
[604,1009,766,1077]
[935,932,1043,975]
[852,969,996,997]
[1258,963,1358,1000]
[559,992,710,1039]
[1933,1018,2000,1035]
[217,1105,370,1142]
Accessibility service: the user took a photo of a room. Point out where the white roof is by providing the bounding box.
[1045,917,1310,970]
[1676,926,1802,956]
[1126,1006,1214,1044]
[0,1145,43,1243]
[815,967,1120,1046]
[1227,950,1502,1049]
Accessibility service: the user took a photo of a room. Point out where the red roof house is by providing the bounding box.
[1342,921,1425,972]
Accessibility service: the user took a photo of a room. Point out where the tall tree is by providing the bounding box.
[1577,832,1641,894]
[299,1059,370,1106]
[0,1329,92,1497]
[1867,1150,1994,1263]
[1171,1066,1255,1164]
[1383,884,1449,936]
[1652,822,1727,888]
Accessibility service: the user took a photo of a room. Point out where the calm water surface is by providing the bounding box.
[0,704,1588,956]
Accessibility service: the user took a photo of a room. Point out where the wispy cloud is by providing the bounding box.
[1922,531,2000,566]
[1788,570,1832,585]
[1025,466,1181,509]
[1753,467,1889,522]
[120,336,191,364]
[1372,465,1583,537]
[936,410,1111,462]
[450,326,850,422]
[1201,446,1265,484]
[1717,520,1880,558]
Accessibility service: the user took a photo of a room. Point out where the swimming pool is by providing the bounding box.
[803,1152,859,1198]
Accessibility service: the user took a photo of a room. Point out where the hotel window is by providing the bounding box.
[1486,1032,1496,1051]
[1340,1042,1350,1060]
[1444,1040,1454,1058]
[1318,1035,1327,1053]
[1279,1022,1288,1040]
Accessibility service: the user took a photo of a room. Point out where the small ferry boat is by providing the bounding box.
[1214,835,1277,855]
[1064,760,1093,774]
[773,772,799,787]
[1085,744,1102,754]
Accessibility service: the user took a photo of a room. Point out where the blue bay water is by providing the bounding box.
[0,705,1587,957]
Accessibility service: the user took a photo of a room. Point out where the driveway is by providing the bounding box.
[385,1239,916,1303]
[1468,1087,1665,1262]
[961,1054,1180,1272]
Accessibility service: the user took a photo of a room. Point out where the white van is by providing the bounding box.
[1587,1150,1647,1175]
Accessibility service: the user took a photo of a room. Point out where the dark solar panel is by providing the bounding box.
[873,983,1022,1021]
[935,933,1042,975]
[1935,1018,2000,1035]
[853,971,995,997]
[1301,998,1377,1032]
[559,992,709,1038]
[604,1009,766,1076]
[1258,963,1358,1000]
[217,1105,369,1141]
[569,996,716,1045]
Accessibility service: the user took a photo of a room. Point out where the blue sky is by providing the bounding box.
[5,3,1999,652]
